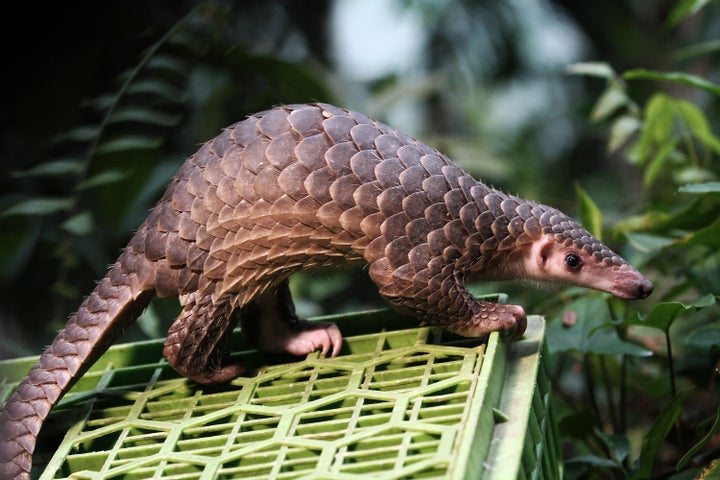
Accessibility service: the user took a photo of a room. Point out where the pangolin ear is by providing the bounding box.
[536,239,554,271]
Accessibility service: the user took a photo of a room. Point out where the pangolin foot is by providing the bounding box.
[280,320,343,358]
[448,302,527,340]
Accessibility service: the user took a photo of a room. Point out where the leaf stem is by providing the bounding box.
[666,329,676,398]
[585,354,602,425]
[599,356,619,433]
[620,354,627,434]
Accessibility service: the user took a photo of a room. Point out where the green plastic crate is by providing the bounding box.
[0,309,560,479]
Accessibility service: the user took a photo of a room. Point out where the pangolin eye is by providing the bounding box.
[565,253,583,271]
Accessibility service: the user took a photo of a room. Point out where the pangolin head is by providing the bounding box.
[467,187,652,300]
[526,204,653,299]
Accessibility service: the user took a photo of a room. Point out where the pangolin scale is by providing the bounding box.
[0,103,652,478]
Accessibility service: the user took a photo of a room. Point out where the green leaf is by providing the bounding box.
[676,99,710,134]
[631,393,687,479]
[643,138,679,188]
[628,295,716,333]
[635,93,674,164]
[667,0,713,26]
[682,217,720,247]
[645,94,675,143]
[591,86,629,122]
[624,69,720,98]
[127,79,186,103]
[685,323,720,353]
[53,126,100,143]
[677,406,720,470]
[608,116,641,153]
[694,129,720,157]
[674,99,720,156]
[87,93,115,112]
[624,232,675,255]
[1,198,73,217]
[596,429,631,464]
[566,455,621,469]
[567,62,617,80]
[126,80,187,103]
[675,39,720,61]
[574,183,603,240]
[78,170,132,190]
[614,196,719,235]
[547,297,652,356]
[146,55,189,75]
[679,181,720,194]
[12,159,85,178]
[674,166,716,185]
[611,211,671,236]
[108,107,181,127]
[95,136,163,155]
[61,211,94,236]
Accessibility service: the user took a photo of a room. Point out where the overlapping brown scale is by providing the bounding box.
[349,150,382,183]
[239,137,269,175]
[322,114,356,143]
[304,168,335,205]
[441,166,464,190]
[325,142,358,176]
[348,110,374,133]
[398,165,426,194]
[422,176,449,204]
[329,174,362,211]
[377,186,406,217]
[287,106,325,137]
[419,154,447,176]
[340,206,365,236]
[443,189,467,215]
[256,107,291,138]
[405,218,432,246]
[254,167,284,204]
[374,158,405,189]
[295,134,332,172]
[265,132,297,170]
[317,201,345,233]
[353,181,382,215]
[424,203,450,230]
[229,116,260,146]
[401,191,430,220]
[538,206,624,264]
[396,144,423,167]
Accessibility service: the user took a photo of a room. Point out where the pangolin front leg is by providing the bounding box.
[372,262,527,340]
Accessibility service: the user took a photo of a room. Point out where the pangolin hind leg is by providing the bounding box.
[162,293,245,385]
[240,279,343,357]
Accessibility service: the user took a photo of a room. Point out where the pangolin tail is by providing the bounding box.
[0,262,152,479]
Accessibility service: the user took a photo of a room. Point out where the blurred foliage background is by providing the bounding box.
[1,0,719,477]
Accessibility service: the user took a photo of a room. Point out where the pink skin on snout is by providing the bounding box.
[522,237,653,299]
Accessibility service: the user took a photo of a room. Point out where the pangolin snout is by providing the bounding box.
[609,270,654,300]
[634,278,654,299]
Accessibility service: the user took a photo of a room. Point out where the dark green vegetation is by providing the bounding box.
[1,1,718,478]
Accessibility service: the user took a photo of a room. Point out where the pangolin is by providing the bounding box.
[0,103,652,479]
